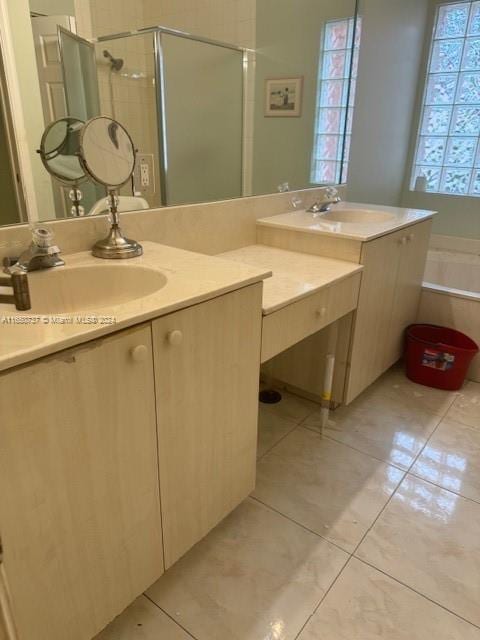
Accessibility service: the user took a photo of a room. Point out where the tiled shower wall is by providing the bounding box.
[75,0,256,203]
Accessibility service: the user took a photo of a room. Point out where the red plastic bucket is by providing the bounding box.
[405,324,479,391]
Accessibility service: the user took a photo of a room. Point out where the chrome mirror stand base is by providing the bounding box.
[92,224,143,259]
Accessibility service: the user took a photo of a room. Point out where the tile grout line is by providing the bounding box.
[260,392,321,425]
[256,393,322,460]
[349,392,456,559]
[349,469,408,558]
[404,470,480,507]
[249,495,352,555]
[259,418,409,473]
[354,556,480,631]
[407,389,480,506]
[292,389,465,638]
[299,423,409,472]
[292,552,354,640]
[405,390,459,472]
[256,421,300,461]
[143,593,200,640]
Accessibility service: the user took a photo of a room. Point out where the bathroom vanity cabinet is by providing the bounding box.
[0,284,263,640]
[258,217,432,404]
[0,324,164,640]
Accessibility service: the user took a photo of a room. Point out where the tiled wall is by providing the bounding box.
[75,2,160,206]
[143,0,255,48]
[75,0,256,203]
[78,0,256,47]
[95,34,159,205]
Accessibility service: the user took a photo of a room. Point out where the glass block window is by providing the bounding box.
[311,17,362,185]
[412,1,480,195]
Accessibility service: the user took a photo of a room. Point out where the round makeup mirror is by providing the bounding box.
[78,116,142,259]
[79,116,136,188]
[39,117,86,184]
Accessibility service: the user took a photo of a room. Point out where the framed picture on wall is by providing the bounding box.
[265,77,303,117]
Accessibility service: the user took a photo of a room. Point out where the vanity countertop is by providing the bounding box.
[257,201,437,242]
[219,244,363,314]
[0,241,271,373]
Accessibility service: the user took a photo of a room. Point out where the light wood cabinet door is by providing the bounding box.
[384,219,432,368]
[346,230,402,403]
[0,325,163,640]
[346,221,432,403]
[152,284,263,568]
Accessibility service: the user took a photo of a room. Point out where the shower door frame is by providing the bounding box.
[97,26,248,206]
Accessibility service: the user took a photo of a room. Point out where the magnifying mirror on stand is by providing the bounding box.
[38,117,87,217]
[78,116,142,259]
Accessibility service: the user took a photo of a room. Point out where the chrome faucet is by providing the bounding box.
[1,226,64,311]
[307,187,342,215]
[5,226,65,273]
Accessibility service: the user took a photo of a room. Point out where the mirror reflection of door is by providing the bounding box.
[31,13,102,216]
[0,50,26,226]
[31,14,71,216]
[31,15,72,124]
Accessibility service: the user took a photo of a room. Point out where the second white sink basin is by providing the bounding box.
[26,264,168,314]
[320,208,396,224]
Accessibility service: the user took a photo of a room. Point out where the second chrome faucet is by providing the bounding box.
[307,187,342,215]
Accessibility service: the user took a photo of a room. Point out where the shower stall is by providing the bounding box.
[95,27,247,207]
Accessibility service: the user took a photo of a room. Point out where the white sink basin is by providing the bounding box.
[320,209,396,224]
[24,264,167,314]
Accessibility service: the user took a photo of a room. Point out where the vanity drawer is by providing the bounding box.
[261,272,361,363]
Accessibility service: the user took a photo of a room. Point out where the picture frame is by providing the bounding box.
[265,77,303,117]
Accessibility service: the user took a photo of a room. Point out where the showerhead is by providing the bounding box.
[103,49,124,72]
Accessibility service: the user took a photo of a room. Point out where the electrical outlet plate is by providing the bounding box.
[140,162,150,187]
[134,153,155,200]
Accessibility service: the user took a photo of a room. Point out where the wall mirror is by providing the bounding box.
[0,0,360,227]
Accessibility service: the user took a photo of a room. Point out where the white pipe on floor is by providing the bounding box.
[320,353,335,432]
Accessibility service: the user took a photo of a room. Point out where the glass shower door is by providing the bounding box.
[157,32,244,206]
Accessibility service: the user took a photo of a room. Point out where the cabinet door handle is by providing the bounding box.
[167,330,183,346]
[316,307,327,319]
[398,236,407,246]
[407,233,414,242]
[130,344,149,362]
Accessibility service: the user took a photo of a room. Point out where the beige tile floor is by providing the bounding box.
[96,367,480,639]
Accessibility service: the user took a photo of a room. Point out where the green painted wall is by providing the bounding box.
[348,0,428,207]
[253,0,355,195]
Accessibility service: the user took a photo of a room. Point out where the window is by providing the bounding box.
[311,17,361,185]
[413,1,480,196]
